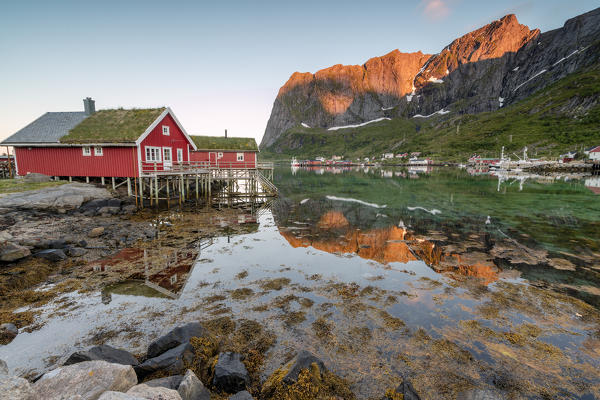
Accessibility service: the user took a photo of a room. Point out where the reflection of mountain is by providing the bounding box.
[278,210,499,284]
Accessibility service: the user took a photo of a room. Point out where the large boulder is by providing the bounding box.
[0,374,35,400]
[135,343,195,380]
[282,350,325,384]
[33,360,137,400]
[386,380,421,400]
[34,249,67,262]
[0,183,112,211]
[143,375,183,390]
[0,242,31,262]
[127,383,182,399]
[64,345,139,367]
[178,369,211,400]
[147,323,205,359]
[213,352,249,393]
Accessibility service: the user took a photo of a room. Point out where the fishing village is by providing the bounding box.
[2,3,600,400]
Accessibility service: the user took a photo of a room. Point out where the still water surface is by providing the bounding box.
[2,166,599,399]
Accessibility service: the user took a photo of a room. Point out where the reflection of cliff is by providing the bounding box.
[279,210,499,284]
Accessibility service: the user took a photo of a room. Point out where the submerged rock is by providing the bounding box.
[34,248,67,262]
[0,374,35,400]
[135,343,195,379]
[33,360,137,400]
[0,358,7,375]
[213,352,249,393]
[64,344,139,367]
[178,369,211,400]
[147,322,205,359]
[127,383,182,399]
[282,350,325,385]
[0,323,18,344]
[385,380,421,400]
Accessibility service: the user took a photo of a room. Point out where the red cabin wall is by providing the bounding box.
[139,113,192,172]
[190,150,257,168]
[14,146,139,177]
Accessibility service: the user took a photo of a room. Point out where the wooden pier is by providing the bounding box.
[134,161,276,208]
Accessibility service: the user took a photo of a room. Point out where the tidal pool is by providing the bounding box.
[1,166,599,399]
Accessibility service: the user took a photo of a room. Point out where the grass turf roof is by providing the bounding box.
[60,108,166,143]
[191,135,258,151]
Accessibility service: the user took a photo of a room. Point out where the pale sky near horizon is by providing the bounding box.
[1,0,598,147]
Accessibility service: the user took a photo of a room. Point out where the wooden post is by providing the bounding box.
[112,177,116,190]
[149,178,153,206]
[140,177,144,208]
[178,176,182,206]
[195,174,199,201]
[101,177,105,185]
[86,176,89,183]
[69,176,72,182]
[155,174,159,207]
[166,178,170,209]
[127,178,132,196]
[5,146,13,178]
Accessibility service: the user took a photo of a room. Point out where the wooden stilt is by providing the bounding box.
[127,178,132,196]
[112,177,116,190]
[86,176,89,183]
[195,174,199,201]
[155,174,159,207]
[69,176,72,182]
[101,177,105,185]
[140,177,144,208]
[166,178,170,209]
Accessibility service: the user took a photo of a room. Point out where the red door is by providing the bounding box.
[209,152,217,166]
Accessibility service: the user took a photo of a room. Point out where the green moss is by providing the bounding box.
[61,108,165,143]
[0,179,66,194]
[190,135,258,151]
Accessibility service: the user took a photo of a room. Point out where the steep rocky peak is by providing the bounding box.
[414,13,540,88]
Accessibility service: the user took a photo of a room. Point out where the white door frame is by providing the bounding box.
[177,148,183,163]
[163,147,172,169]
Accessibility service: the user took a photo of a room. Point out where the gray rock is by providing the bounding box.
[66,247,88,257]
[282,350,325,384]
[1,323,18,337]
[0,374,35,400]
[457,389,506,400]
[0,231,13,243]
[0,242,31,262]
[47,238,68,249]
[64,345,139,367]
[135,343,195,380]
[122,205,137,214]
[98,392,142,400]
[392,380,421,400]
[127,383,182,399]
[229,391,253,400]
[0,358,8,375]
[178,369,210,400]
[23,173,51,183]
[213,352,249,393]
[89,227,105,238]
[34,248,67,262]
[147,322,205,359]
[0,183,111,211]
[33,360,137,400]
[143,375,183,390]
[98,206,120,215]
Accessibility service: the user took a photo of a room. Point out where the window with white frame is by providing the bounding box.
[217,152,223,159]
[94,146,103,156]
[237,153,244,161]
[177,148,183,162]
[162,125,170,136]
[82,147,91,156]
[145,146,162,162]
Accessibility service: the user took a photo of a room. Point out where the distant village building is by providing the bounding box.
[1,98,257,177]
[395,153,407,158]
[189,135,258,168]
[410,152,421,157]
[587,145,600,161]
[382,153,394,159]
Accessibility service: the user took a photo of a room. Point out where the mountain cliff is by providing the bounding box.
[261,7,600,151]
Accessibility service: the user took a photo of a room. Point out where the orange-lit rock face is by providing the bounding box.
[415,14,539,88]
[279,212,500,284]
[277,51,431,116]
[317,211,350,229]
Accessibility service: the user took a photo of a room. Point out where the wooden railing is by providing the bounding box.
[140,160,273,175]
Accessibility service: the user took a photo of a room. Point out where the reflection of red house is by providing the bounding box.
[189,135,258,168]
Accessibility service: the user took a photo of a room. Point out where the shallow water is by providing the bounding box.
[2,166,599,399]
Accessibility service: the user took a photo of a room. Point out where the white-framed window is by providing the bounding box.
[177,148,183,162]
[162,125,170,136]
[237,153,244,161]
[163,147,172,162]
[217,152,223,159]
[145,146,162,162]
[82,147,91,156]
[94,146,103,156]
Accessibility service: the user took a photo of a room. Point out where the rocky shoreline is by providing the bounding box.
[0,321,427,400]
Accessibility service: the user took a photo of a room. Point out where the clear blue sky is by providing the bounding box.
[1,0,597,145]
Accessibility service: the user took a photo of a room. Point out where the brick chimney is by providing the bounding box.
[83,97,96,115]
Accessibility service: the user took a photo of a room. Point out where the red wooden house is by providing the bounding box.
[1,98,198,178]
[189,135,258,168]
